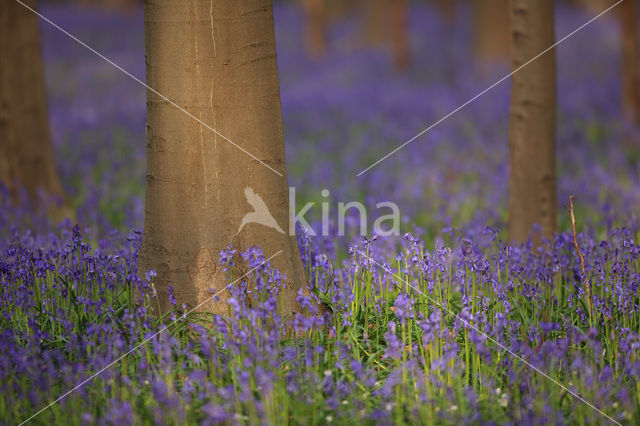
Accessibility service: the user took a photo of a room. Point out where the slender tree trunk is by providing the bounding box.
[0,0,70,218]
[391,0,410,70]
[104,0,139,15]
[0,2,11,189]
[76,0,138,11]
[326,0,353,20]
[104,0,138,7]
[581,0,615,14]
[364,0,386,45]
[620,0,640,124]
[361,0,410,70]
[437,0,458,24]
[472,0,510,64]
[141,0,308,317]
[508,0,557,244]
[302,0,327,59]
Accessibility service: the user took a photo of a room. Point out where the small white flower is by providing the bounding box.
[498,394,509,408]
[450,405,458,412]
[324,370,332,377]
[325,415,333,423]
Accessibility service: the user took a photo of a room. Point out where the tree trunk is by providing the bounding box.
[472,0,510,64]
[620,0,640,124]
[326,0,353,20]
[0,0,70,219]
[581,0,616,15]
[508,0,557,245]
[363,0,386,46]
[0,2,10,189]
[302,0,327,59]
[141,0,308,317]
[75,0,138,11]
[391,0,410,71]
[437,0,458,24]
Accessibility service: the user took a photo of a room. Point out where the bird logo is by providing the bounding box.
[236,186,285,235]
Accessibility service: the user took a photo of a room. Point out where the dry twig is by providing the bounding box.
[569,195,592,319]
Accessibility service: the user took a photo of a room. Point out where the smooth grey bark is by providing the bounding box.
[140,0,309,317]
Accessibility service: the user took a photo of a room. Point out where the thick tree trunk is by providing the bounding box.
[620,0,640,124]
[472,0,510,64]
[0,0,70,218]
[508,0,557,244]
[141,0,308,317]
[302,0,327,59]
[391,0,410,71]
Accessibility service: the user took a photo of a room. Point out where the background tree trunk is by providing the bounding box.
[620,0,640,124]
[508,0,557,244]
[140,0,308,317]
[0,1,11,189]
[391,0,410,70]
[363,0,386,46]
[326,0,353,20]
[0,0,70,219]
[436,0,458,24]
[75,0,138,11]
[473,0,510,64]
[302,0,327,59]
